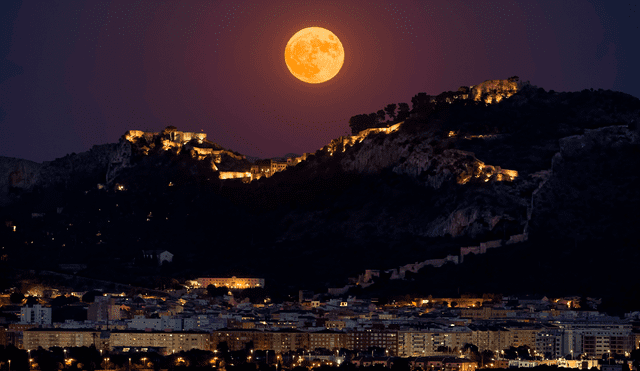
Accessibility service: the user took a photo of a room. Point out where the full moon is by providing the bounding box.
[284,27,345,84]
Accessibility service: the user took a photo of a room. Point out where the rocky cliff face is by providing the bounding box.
[0,144,117,206]
[529,125,639,241]
[272,79,640,249]
[341,130,518,189]
[329,127,527,239]
[0,157,42,206]
[106,139,134,184]
[0,128,252,206]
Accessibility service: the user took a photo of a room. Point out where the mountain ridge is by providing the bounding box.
[1,78,639,299]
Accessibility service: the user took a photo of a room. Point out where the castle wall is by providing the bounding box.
[480,240,502,250]
[506,233,528,245]
[219,171,251,180]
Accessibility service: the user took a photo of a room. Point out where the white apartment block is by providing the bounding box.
[23,329,102,350]
[109,331,210,354]
[397,330,472,357]
[537,321,633,358]
[128,315,184,331]
[536,329,564,359]
[20,305,52,325]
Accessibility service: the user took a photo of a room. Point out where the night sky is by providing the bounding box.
[1,0,638,163]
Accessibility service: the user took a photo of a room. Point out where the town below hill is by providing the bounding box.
[1,279,639,371]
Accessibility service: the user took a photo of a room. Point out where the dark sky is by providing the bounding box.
[1,0,638,163]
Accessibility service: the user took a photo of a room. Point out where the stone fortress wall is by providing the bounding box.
[354,232,529,288]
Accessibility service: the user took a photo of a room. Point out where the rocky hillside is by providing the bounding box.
[0,144,117,207]
[1,79,639,296]
[530,124,639,242]
[246,82,640,247]
[0,127,251,206]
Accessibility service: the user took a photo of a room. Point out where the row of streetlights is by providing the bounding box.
[18,349,151,371]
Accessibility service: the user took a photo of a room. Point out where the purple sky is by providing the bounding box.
[1,0,638,163]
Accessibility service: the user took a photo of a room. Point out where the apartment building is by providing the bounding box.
[212,329,271,351]
[211,329,310,352]
[309,329,346,351]
[397,330,472,357]
[536,320,633,358]
[503,323,544,349]
[23,329,103,350]
[109,331,210,354]
[346,330,398,356]
[20,305,52,325]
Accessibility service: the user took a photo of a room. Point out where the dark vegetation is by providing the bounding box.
[1,84,639,311]
[348,103,410,133]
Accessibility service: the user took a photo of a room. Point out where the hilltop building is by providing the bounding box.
[195,277,265,289]
[250,159,288,180]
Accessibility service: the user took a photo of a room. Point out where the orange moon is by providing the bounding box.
[284,27,345,84]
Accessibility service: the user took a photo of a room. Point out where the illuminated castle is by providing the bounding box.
[124,130,207,144]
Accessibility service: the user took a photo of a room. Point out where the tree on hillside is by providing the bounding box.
[10,292,24,304]
[368,112,378,127]
[397,103,410,121]
[376,110,386,123]
[164,126,178,133]
[384,104,397,121]
[25,296,39,305]
[411,93,432,115]
[51,295,79,307]
[236,287,268,303]
[82,290,101,303]
[348,114,377,134]
[462,343,478,354]
[51,295,69,307]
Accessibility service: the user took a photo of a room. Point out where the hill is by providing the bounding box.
[0,78,639,306]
